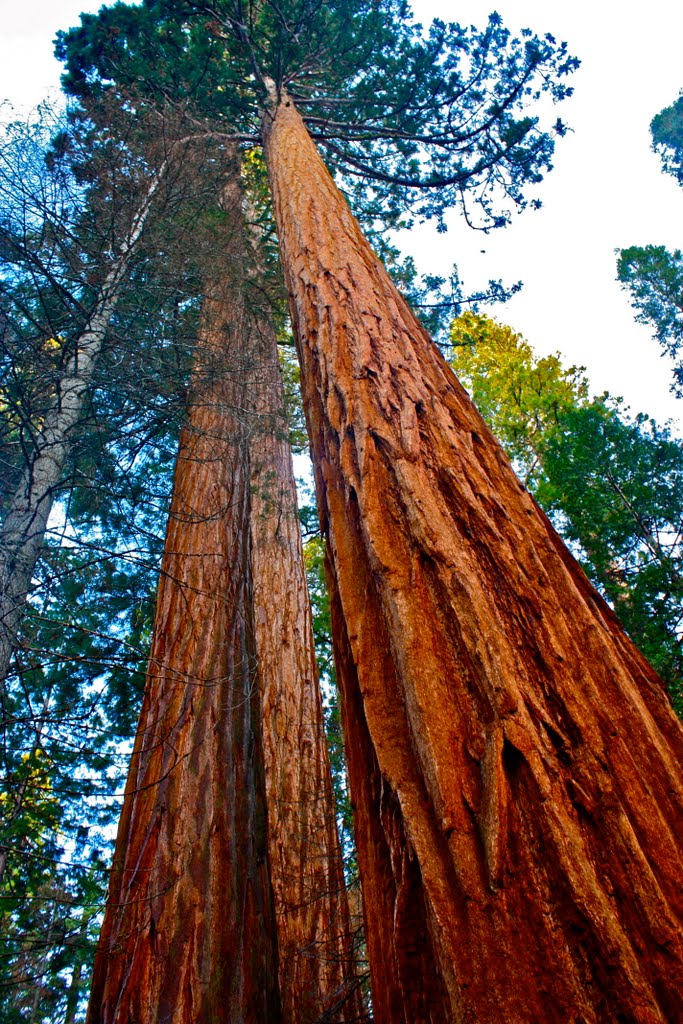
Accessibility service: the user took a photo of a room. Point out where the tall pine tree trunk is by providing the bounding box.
[250,319,363,1022]
[86,183,280,1023]
[262,93,683,1024]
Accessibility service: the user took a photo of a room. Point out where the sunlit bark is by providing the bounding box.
[262,92,683,1024]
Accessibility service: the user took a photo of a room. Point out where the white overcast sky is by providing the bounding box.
[1,0,682,428]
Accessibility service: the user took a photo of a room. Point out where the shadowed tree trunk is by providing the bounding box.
[87,163,362,1023]
[85,180,280,1023]
[262,92,683,1024]
[250,316,364,1022]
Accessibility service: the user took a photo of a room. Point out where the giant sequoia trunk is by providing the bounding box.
[87,168,361,1023]
[86,194,280,1024]
[249,319,363,1023]
[262,94,683,1023]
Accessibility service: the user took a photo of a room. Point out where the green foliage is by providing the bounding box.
[616,245,683,393]
[56,0,578,231]
[616,93,683,393]
[0,516,163,1017]
[53,0,579,335]
[0,801,107,1024]
[450,312,683,709]
[303,532,357,875]
[651,92,683,187]
[278,344,309,454]
[536,402,683,703]
[450,311,589,484]
[0,750,62,873]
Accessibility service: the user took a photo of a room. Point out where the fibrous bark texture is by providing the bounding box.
[88,165,361,1023]
[86,218,280,1022]
[262,95,683,1024]
[250,320,363,1023]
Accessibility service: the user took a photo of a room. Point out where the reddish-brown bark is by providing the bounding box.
[87,167,362,1023]
[86,199,280,1024]
[249,317,364,1022]
[262,94,683,1023]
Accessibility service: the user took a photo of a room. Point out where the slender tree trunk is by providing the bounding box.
[0,164,168,686]
[262,93,683,1023]
[249,315,364,1022]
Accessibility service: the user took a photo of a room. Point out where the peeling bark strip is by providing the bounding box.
[86,184,280,1023]
[250,313,363,1022]
[262,95,683,1023]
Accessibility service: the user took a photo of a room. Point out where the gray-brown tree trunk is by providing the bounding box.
[0,163,168,687]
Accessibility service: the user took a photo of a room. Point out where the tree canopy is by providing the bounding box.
[56,0,578,230]
[450,311,589,485]
[651,92,683,187]
[617,91,683,393]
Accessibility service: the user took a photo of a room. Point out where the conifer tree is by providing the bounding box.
[86,157,362,1023]
[617,93,683,392]
[0,107,218,1014]
[0,102,201,688]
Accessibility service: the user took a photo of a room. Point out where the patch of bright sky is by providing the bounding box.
[2,0,682,427]
[411,1,683,429]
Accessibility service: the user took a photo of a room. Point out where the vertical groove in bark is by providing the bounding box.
[86,177,280,1023]
[249,318,364,1022]
[262,96,683,1023]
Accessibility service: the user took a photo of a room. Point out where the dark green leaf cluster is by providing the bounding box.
[617,245,683,393]
[0,814,106,1024]
[1,562,150,1020]
[537,402,683,705]
[651,92,683,187]
[0,421,175,1013]
[616,93,683,394]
